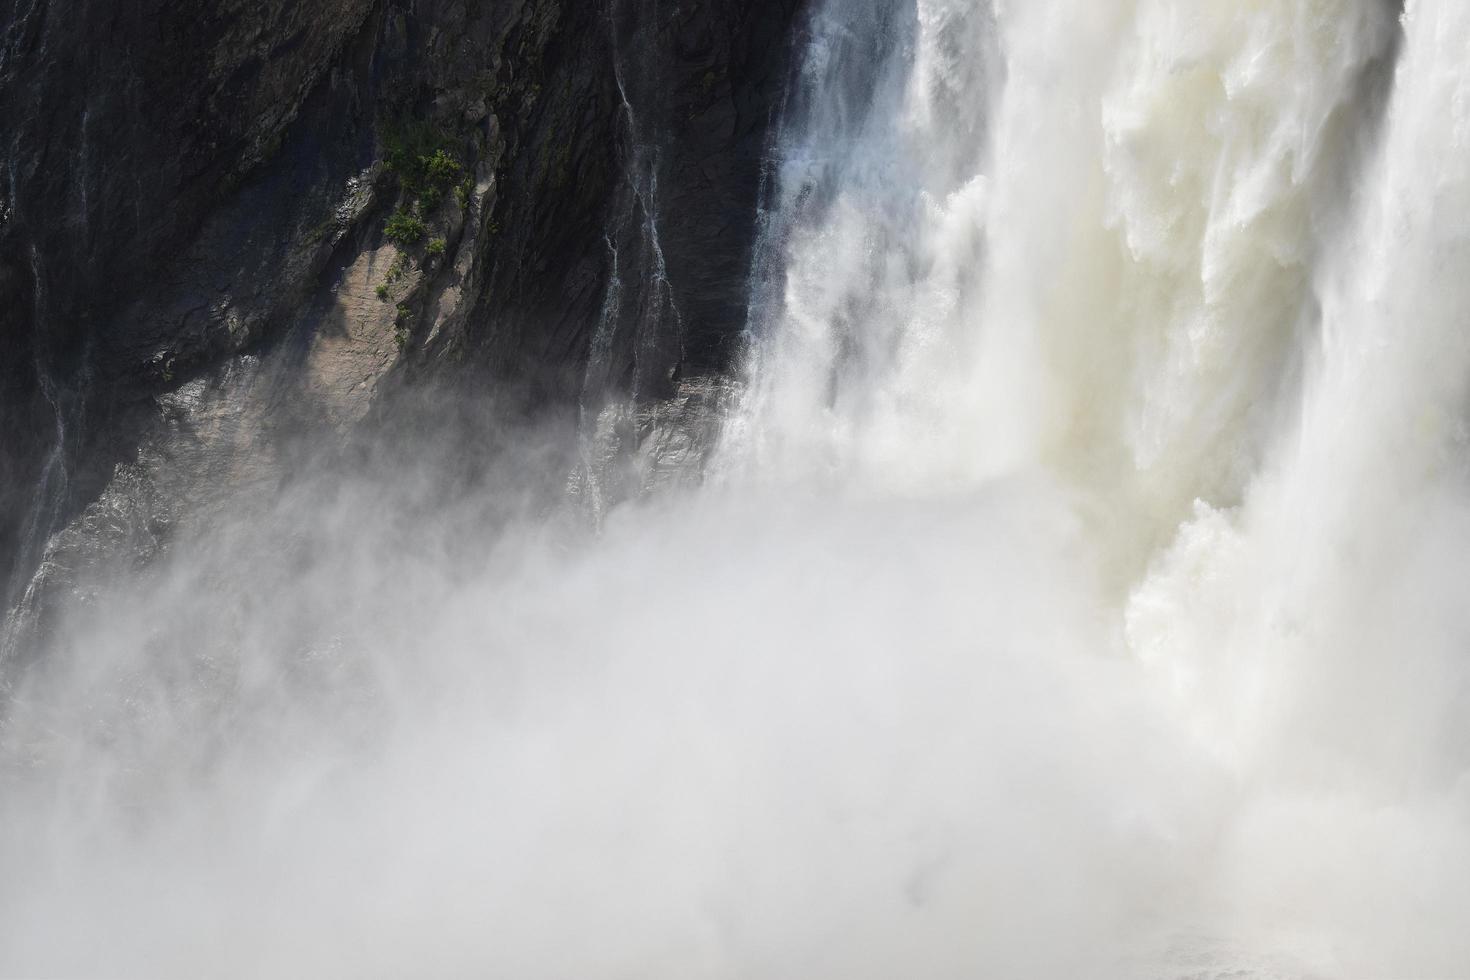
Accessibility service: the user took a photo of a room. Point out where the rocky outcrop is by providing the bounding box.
[0,0,381,609]
[0,0,805,637]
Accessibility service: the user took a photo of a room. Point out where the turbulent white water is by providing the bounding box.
[6,0,1470,976]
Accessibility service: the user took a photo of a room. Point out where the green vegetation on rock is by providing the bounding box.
[382,119,465,205]
[384,208,426,246]
[454,176,474,211]
[393,303,413,351]
[423,149,463,188]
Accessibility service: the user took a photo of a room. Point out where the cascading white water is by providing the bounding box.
[726,0,1396,531]
[722,0,1470,968]
[4,1,1470,977]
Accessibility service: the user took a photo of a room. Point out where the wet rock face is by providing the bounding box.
[459,0,805,403]
[0,0,805,619]
[0,0,375,601]
[645,0,805,373]
[1,0,376,361]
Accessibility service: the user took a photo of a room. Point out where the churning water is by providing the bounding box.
[5,1,1470,976]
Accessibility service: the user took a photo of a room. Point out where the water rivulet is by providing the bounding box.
[3,1,1469,977]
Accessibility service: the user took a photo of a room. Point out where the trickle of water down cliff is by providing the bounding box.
[5,1,1470,977]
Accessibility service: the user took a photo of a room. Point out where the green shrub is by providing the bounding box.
[381,118,466,206]
[392,303,414,351]
[426,238,446,257]
[384,209,426,246]
[375,282,390,300]
[423,149,462,187]
[382,120,442,193]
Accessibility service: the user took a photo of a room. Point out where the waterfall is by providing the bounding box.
[4,1,1470,977]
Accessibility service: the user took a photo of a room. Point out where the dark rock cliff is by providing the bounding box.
[0,0,804,630]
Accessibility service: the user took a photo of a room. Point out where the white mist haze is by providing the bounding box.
[6,0,1470,976]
